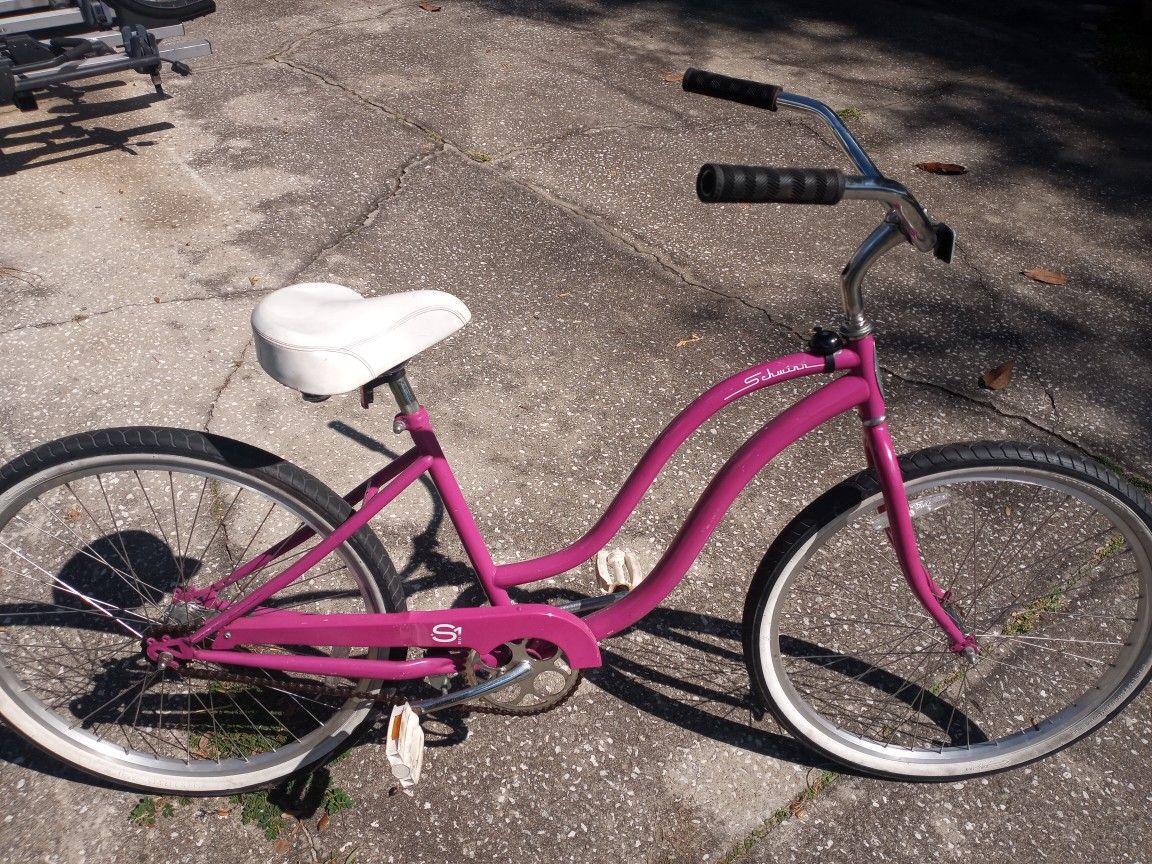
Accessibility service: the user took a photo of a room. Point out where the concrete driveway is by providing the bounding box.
[1,1,1150,862]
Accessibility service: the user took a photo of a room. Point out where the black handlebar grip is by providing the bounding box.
[682,68,781,111]
[696,165,846,205]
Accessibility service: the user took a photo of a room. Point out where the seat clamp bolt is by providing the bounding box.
[393,418,407,434]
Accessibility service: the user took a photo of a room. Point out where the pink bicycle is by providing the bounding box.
[1,69,1150,794]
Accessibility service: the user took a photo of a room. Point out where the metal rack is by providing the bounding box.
[1,0,212,110]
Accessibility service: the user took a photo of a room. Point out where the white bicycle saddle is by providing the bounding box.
[251,282,471,396]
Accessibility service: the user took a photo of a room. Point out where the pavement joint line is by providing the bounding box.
[718,768,839,864]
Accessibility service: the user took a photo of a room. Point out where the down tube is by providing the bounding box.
[494,349,861,587]
[584,374,871,639]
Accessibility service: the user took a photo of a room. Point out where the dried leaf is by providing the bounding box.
[317,813,331,832]
[915,161,968,175]
[248,275,260,286]
[153,296,161,303]
[1021,268,1067,286]
[675,332,702,348]
[215,808,232,818]
[273,835,295,854]
[980,359,1015,391]
[418,0,441,9]
[662,71,683,85]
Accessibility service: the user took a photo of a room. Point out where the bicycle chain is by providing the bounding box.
[175,663,581,717]
[147,622,579,717]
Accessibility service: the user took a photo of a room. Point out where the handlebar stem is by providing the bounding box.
[842,177,938,253]
[840,218,905,338]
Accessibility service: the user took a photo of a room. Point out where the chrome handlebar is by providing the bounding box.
[684,68,952,337]
[777,92,939,255]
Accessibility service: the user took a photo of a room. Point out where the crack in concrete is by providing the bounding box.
[488,164,811,344]
[194,114,440,430]
[284,145,443,284]
[881,363,1084,450]
[0,288,271,336]
[272,55,455,149]
[490,121,680,164]
[267,3,412,62]
[198,54,1124,478]
[950,240,1062,426]
[203,339,251,432]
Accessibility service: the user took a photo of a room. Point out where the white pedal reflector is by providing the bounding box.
[595,548,645,594]
[386,703,425,793]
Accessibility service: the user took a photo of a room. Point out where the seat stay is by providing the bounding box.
[184,450,435,643]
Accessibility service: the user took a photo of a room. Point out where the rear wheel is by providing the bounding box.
[0,427,404,794]
[744,442,1152,779]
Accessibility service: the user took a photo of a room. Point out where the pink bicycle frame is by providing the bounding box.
[156,332,974,680]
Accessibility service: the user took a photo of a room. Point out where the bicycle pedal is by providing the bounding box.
[385,703,425,794]
[595,548,645,594]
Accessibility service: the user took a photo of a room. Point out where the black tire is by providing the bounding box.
[107,0,216,23]
[743,442,1152,780]
[0,427,405,793]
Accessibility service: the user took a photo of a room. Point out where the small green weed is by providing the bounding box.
[321,786,354,816]
[1093,453,1152,494]
[719,770,836,863]
[231,791,287,840]
[130,796,176,828]
[130,797,157,828]
[836,107,863,122]
[1096,533,1126,559]
[1005,584,1067,635]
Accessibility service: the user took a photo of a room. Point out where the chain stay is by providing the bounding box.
[150,621,578,717]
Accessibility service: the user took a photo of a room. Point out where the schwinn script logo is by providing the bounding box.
[724,362,820,401]
[431,623,463,644]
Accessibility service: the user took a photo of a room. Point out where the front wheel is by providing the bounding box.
[744,442,1152,780]
[0,427,405,794]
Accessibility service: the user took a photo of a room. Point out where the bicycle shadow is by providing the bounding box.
[328,425,829,764]
[0,529,198,789]
[0,81,172,175]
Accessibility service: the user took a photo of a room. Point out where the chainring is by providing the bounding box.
[461,639,582,715]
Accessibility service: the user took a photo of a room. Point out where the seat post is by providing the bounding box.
[382,367,420,414]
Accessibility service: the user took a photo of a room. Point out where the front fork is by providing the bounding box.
[852,335,978,657]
